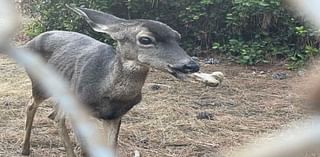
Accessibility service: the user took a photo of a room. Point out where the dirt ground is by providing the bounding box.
[0,53,312,157]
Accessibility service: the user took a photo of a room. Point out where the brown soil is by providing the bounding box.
[0,54,310,157]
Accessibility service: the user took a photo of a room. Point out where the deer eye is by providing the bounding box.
[138,36,153,45]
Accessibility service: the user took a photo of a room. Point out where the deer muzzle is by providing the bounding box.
[169,60,200,74]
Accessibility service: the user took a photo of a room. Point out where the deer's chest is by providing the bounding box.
[110,61,148,100]
[93,63,148,120]
[93,82,144,120]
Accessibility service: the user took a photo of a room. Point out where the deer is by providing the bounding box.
[20,5,223,157]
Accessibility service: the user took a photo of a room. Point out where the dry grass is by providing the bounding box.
[0,54,311,157]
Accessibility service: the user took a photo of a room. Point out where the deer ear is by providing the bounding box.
[67,5,129,39]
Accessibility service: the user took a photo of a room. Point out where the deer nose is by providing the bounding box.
[183,60,200,73]
[171,60,200,73]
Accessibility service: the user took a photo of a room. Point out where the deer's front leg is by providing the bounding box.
[102,118,122,152]
[22,96,44,155]
[49,106,76,157]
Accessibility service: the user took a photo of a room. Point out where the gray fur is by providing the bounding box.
[24,7,199,120]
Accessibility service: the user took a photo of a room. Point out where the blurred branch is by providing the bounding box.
[229,117,320,157]
[0,0,19,50]
[1,1,113,157]
[2,1,320,157]
[290,0,320,28]
[6,48,114,157]
[229,1,320,157]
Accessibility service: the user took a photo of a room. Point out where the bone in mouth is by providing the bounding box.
[186,71,224,87]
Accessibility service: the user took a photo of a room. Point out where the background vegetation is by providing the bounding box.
[25,0,320,68]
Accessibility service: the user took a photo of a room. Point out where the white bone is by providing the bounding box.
[134,150,141,157]
[187,71,224,87]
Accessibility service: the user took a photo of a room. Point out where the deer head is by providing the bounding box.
[68,5,200,79]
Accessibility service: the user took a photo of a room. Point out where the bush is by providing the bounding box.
[26,0,320,68]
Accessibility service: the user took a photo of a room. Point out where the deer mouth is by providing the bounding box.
[167,66,188,80]
[171,71,188,80]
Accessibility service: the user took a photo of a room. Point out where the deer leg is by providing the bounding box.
[56,115,76,157]
[22,97,43,155]
[73,126,88,157]
[73,118,121,157]
[102,118,122,155]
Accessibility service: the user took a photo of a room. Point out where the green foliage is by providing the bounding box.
[26,0,320,68]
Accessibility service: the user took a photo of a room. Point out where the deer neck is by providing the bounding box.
[114,44,150,81]
[109,48,149,99]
